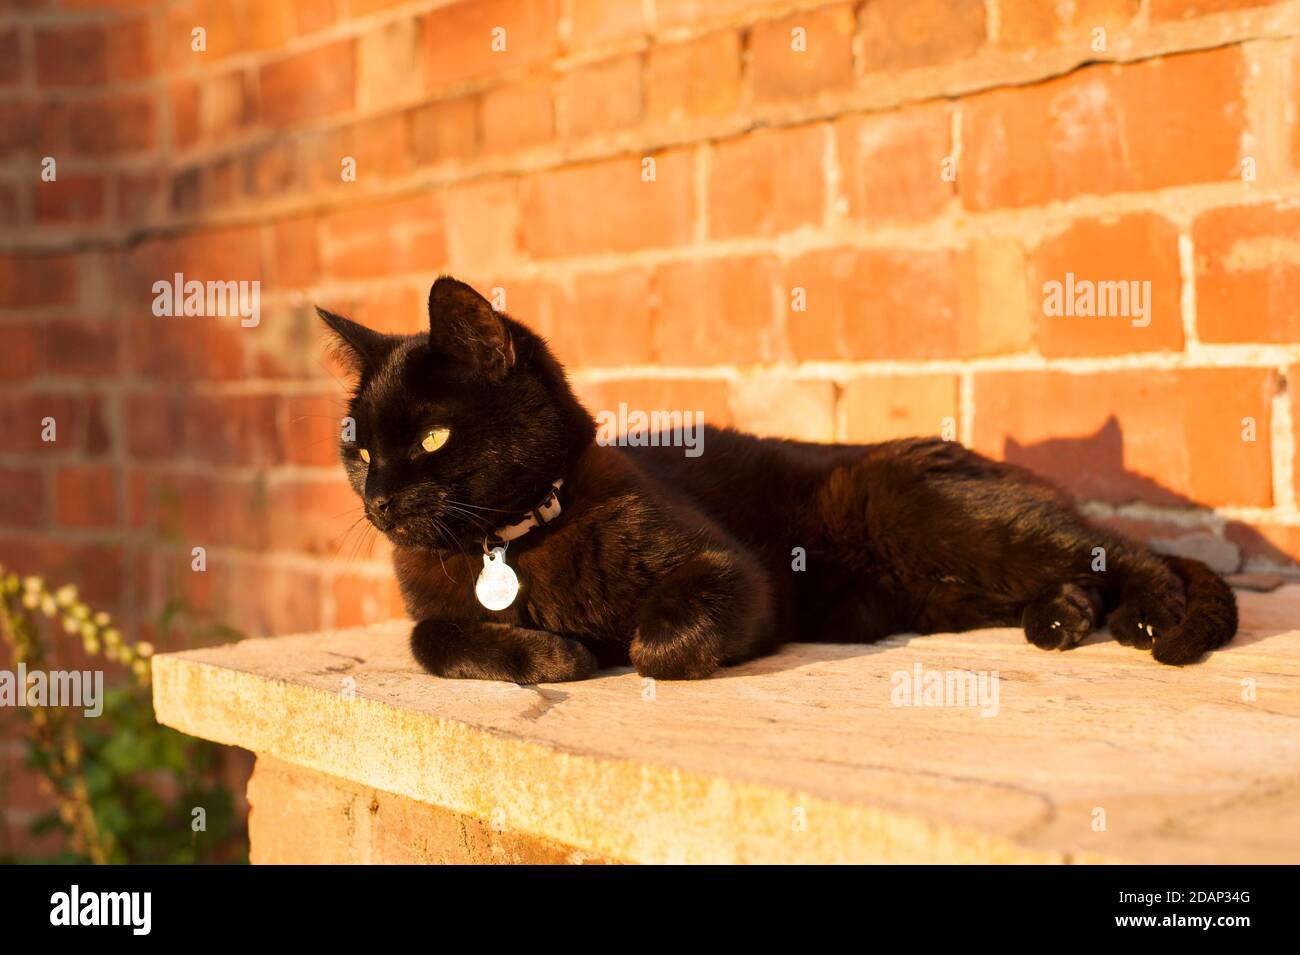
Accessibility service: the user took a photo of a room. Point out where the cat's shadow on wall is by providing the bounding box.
[686,417,1294,681]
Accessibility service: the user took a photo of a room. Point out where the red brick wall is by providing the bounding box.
[4,0,1300,840]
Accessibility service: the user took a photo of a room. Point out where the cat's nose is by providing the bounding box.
[366,495,394,526]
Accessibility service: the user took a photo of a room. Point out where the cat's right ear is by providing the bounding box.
[316,306,393,374]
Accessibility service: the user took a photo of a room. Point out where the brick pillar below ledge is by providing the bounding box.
[246,755,612,865]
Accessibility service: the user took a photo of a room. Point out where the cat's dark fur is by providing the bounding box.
[318,277,1238,683]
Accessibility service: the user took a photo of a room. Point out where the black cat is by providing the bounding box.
[318,277,1238,683]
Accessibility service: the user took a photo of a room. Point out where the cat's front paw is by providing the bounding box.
[518,637,598,684]
[1107,594,1182,653]
[1022,584,1099,650]
[411,620,597,683]
[630,624,721,680]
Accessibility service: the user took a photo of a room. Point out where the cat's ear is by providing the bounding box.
[427,276,515,382]
[316,306,394,374]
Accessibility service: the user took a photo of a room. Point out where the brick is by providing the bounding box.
[55,465,117,529]
[442,178,520,269]
[174,0,289,62]
[0,30,20,85]
[186,394,284,467]
[1030,213,1184,356]
[840,375,960,443]
[480,81,550,155]
[34,174,105,224]
[521,151,693,257]
[568,0,646,46]
[549,269,654,366]
[290,0,337,35]
[357,17,422,111]
[1194,204,1300,343]
[0,253,77,308]
[0,101,68,157]
[997,0,1139,49]
[654,256,780,365]
[320,194,446,280]
[573,378,733,430]
[656,0,783,27]
[972,368,1275,508]
[268,479,360,555]
[962,48,1245,209]
[129,314,246,385]
[284,392,348,467]
[36,25,108,87]
[246,302,328,380]
[0,540,124,607]
[296,126,355,192]
[1293,364,1300,506]
[245,757,361,862]
[45,318,118,377]
[730,379,836,441]
[645,32,742,122]
[202,69,257,142]
[0,469,44,528]
[106,14,156,82]
[171,80,200,150]
[785,240,1030,360]
[709,124,825,238]
[410,96,479,165]
[751,4,854,102]
[222,559,323,637]
[69,93,156,155]
[332,573,404,628]
[423,0,557,89]
[129,471,268,551]
[259,39,355,128]
[1225,522,1300,568]
[273,215,319,288]
[122,225,263,302]
[349,0,410,13]
[348,113,411,182]
[561,55,642,139]
[1100,514,1240,574]
[0,322,40,380]
[836,101,952,221]
[317,286,424,340]
[859,0,986,72]
[1150,0,1275,20]
[125,392,187,460]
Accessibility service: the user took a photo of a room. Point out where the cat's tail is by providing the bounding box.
[1151,554,1238,664]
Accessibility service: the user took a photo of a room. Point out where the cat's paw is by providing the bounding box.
[509,637,598,684]
[1107,595,1182,653]
[1022,584,1099,650]
[630,624,721,680]
[411,620,597,683]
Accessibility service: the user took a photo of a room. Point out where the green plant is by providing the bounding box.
[0,568,246,864]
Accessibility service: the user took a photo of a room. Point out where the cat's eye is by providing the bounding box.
[420,427,451,454]
[358,448,370,464]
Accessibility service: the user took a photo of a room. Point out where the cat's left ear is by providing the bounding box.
[427,276,515,382]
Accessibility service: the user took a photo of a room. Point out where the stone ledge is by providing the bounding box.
[152,586,1300,864]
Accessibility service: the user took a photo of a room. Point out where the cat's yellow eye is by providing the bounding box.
[421,427,450,454]
[359,448,370,464]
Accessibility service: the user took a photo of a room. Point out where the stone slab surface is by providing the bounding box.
[153,586,1300,864]
[247,756,612,864]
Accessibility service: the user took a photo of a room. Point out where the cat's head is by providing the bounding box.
[317,277,594,550]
